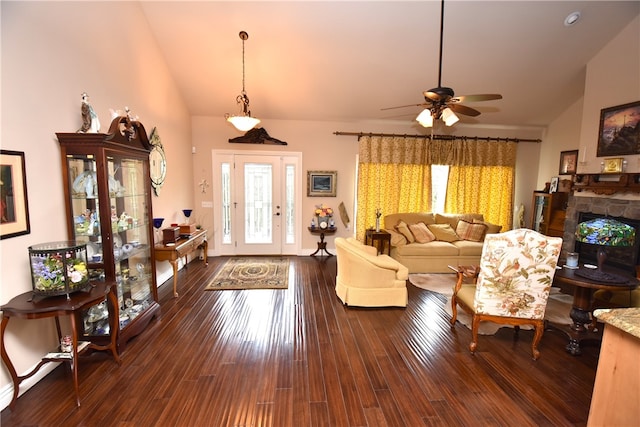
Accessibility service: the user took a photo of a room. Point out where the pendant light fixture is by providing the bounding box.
[225,31,261,132]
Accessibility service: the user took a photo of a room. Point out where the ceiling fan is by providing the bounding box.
[382,0,502,127]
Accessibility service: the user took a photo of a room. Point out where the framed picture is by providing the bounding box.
[559,150,578,175]
[549,176,559,193]
[307,170,337,197]
[602,157,624,173]
[597,100,640,156]
[1,150,31,239]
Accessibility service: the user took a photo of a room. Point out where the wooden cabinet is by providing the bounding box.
[588,309,640,426]
[57,116,160,352]
[531,192,568,237]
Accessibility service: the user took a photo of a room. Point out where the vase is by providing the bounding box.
[375,217,380,232]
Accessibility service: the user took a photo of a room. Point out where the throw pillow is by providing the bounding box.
[434,213,461,228]
[473,219,502,234]
[456,220,488,242]
[385,229,408,246]
[427,223,460,242]
[408,222,436,243]
[395,220,415,243]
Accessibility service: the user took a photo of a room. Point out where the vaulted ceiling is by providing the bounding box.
[140,1,639,129]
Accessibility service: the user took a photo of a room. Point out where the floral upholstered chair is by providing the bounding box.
[450,228,562,360]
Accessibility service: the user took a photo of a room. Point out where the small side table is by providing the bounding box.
[1,282,121,409]
[308,226,337,256]
[365,229,391,255]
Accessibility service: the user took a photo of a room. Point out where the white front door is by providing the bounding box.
[213,150,301,255]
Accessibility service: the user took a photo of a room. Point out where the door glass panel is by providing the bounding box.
[221,163,231,244]
[285,164,295,244]
[244,163,273,244]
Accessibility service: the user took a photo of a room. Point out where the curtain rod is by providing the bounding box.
[333,131,540,143]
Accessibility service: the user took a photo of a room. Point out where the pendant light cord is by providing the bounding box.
[437,0,445,88]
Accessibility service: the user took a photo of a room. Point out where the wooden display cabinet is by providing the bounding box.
[57,116,160,352]
[531,191,568,237]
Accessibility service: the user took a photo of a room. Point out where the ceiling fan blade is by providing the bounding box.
[380,103,428,111]
[451,94,502,103]
[448,103,481,117]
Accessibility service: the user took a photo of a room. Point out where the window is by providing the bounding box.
[431,165,449,213]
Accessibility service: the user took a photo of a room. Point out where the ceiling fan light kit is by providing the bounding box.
[226,31,261,132]
[416,109,434,127]
[383,0,502,128]
[441,107,459,126]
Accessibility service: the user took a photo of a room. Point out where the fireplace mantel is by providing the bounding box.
[573,173,640,195]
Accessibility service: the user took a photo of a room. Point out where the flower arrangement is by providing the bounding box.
[29,242,90,296]
[31,254,89,292]
[314,204,333,217]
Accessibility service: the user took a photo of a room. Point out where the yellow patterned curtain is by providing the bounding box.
[442,140,516,230]
[445,165,514,229]
[357,135,517,239]
[357,136,432,240]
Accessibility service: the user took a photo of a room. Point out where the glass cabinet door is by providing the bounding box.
[67,154,103,276]
[107,154,154,331]
[66,154,108,336]
[532,195,547,232]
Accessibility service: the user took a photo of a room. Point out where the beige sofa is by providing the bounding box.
[335,237,408,307]
[383,212,502,273]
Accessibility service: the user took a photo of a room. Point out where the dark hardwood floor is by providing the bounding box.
[1,256,599,426]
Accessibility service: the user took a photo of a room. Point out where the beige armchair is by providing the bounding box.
[450,228,562,359]
[335,237,408,307]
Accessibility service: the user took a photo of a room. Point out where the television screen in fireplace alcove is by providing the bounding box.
[575,212,640,275]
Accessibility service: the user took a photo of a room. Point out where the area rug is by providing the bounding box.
[205,257,290,290]
[409,273,573,335]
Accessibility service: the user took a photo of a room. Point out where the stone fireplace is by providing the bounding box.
[562,194,640,274]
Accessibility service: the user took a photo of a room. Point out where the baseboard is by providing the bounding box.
[0,361,60,411]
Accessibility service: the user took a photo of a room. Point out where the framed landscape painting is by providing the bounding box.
[0,150,31,239]
[596,100,640,156]
[307,170,337,197]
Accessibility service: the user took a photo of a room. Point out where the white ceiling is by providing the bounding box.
[140,1,640,129]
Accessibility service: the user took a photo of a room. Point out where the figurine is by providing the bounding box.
[84,172,95,198]
[77,92,100,133]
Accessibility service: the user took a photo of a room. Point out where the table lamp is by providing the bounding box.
[575,217,635,283]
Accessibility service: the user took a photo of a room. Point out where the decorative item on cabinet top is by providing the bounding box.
[228,127,287,145]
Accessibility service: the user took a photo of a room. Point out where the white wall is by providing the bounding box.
[0,2,192,407]
[536,97,585,191]
[540,15,640,182]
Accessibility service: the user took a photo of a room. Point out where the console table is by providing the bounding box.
[0,282,121,409]
[154,228,208,297]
